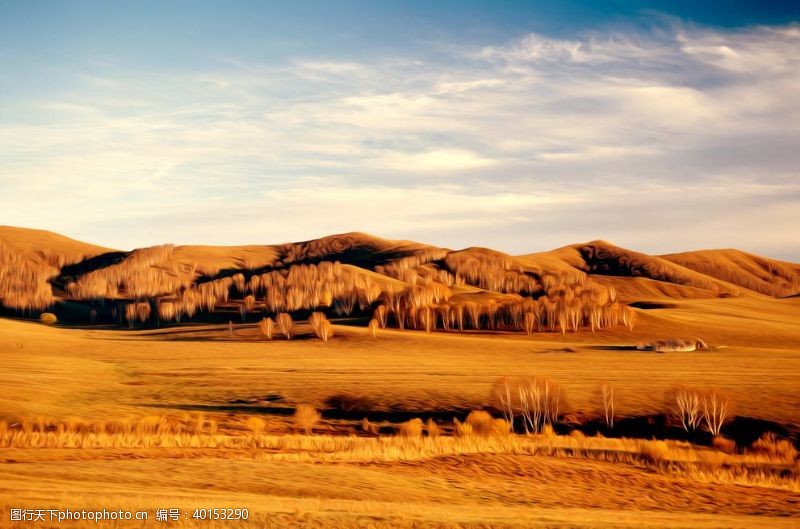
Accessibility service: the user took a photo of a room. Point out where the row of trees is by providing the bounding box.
[6,238,637,337]
[488,378,734,437]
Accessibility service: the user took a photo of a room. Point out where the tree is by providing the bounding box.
[309,312,333,342]
[258,317,274,340]
[368,318,379,338]
[277,312,294,340]
[600,382,615,431]
[293,404,320,434]
[673,387,702,433]
[701,390,733,436]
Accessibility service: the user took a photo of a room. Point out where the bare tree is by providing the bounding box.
[490,377,515,426]
[673,387,702,433]
[600,382,615,431]
[491,376,562,434]
[701,390,733,436]
[258,316,274,340]
[368,318,379,338]
[277,312,294,340]
[309,312,333,342]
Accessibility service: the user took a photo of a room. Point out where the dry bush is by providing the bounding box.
[397,418,424,438]
[325,393,374,415]
[308,312,333,342]
[293,404,320,434]
[39,312,57,325]
[749,432,798,463]
[453,418,473,437]
[638,439,669,464]
[277,312,294,340]
[463,410,509,437]
[425,418,440,438]
[258,316,275,340]
[540,423,556,437]
[712,435,736,454]
[361,418,380,435]
[465,410,494,436]
[246,416,266,436]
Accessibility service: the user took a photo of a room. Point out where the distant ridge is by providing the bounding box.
[1,226,798,331]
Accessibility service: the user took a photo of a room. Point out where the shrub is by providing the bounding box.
[361,417,380,435]
[425,418,440,438]
[397,418,424,438]
[749,432,798,463]
[293,404,320,434]
[712,435,736,454]
[638,440,669,464]
[39,312,57,325]
[246,416,266,436]
[326,393,374,416]
[465,410,495,436]
[453,418,473,437]
[465,410,509,437]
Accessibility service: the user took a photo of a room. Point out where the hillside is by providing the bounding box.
[1,227,798,335]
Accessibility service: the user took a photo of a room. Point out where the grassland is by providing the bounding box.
[1,293,799,528]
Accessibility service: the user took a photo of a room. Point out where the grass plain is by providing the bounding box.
[2,294,800,528]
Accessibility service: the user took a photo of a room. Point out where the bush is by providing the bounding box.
[397,418,424,438]
[465,410,494,436]
[638,440,669,464]
[453,418,473,437]
[361,417,379,435]
[425,418,440,438]
[293,404,320,434]
[712,435,736,454]
[325,393,374,415]
[246,416,266,436]
[749,432,798,463]
[39,312,57,325]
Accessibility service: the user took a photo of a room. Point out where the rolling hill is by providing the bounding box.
[1,226,798,334]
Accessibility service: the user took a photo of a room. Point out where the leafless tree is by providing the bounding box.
[277,312,294,340]
[600,382,615,431]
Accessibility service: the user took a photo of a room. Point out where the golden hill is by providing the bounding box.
[1,227,797,336]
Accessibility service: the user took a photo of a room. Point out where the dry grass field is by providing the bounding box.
[1,228,800,528]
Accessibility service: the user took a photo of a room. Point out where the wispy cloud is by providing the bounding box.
[1,21,798,258]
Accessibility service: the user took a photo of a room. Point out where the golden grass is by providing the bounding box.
[1,420,798,528]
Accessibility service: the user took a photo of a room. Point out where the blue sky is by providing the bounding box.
[1,1,799,259]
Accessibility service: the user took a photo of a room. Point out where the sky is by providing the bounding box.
[1,1,799,259]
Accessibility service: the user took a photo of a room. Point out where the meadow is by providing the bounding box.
[2,294,799,529]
